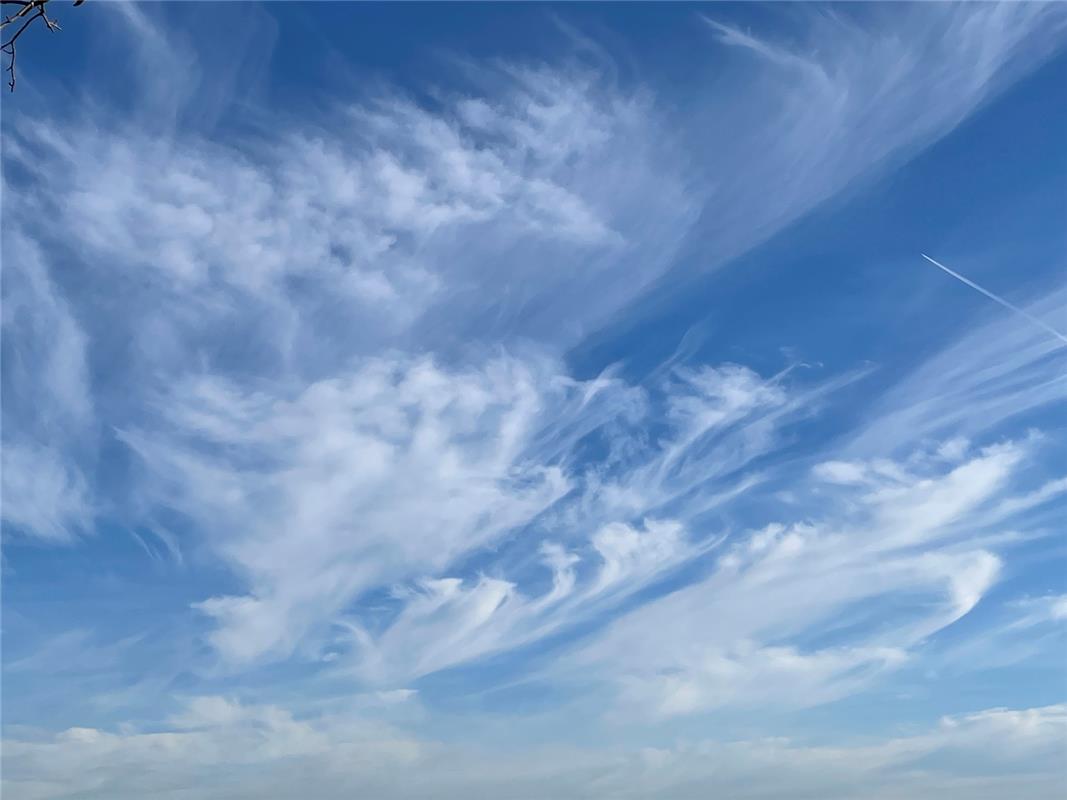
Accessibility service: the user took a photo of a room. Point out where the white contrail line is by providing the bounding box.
[921,254,1067,346]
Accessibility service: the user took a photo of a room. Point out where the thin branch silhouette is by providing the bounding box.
[2,0,82,92]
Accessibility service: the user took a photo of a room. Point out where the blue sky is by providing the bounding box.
[2,2,1066,797]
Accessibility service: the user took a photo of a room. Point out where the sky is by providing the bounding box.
[2,2,1066,798]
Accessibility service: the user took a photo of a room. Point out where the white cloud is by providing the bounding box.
[812,460,869,485]
[0,232,91,426]
[4,699,1065,800]
[5,3,1063,543]
[1,230,94,542]
[122,353,800,674]
[929,592,1067,675]
[692,4,1067,275]
[847,289,1067,457]
[1,443,93,544]
[6,60,693,368]
[628,642,909,718]
[2,9,1066,794]
[121,355,573,666]
[2,696,421,800]
[996,593,1067,638]
[570,440,1043,717]
[343,517,701,684]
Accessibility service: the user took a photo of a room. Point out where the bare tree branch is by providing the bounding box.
[2,0,80,92]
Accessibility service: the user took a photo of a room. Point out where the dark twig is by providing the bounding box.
[1,0,75,92]
[3,31,12,90]
[2,10,45,91]
[0,0,44,28]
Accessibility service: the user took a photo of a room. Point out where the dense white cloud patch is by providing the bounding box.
[6,63,693,367]
[0,26,694,559]
[122,355,572,665]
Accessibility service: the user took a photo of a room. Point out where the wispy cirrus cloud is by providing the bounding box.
[121,355,814,672]
[2,5,1067,798]
[341,518,705,685]
[847,287,1067,457]
[122,355,572,666]
[569,434,1057,717]
[675,3,1067,283]
[1,230,94,543]
[5,0,1063,545]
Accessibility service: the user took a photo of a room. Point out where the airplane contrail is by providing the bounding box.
[920,253,1067,346]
